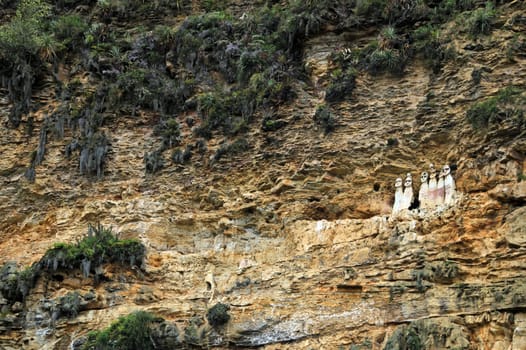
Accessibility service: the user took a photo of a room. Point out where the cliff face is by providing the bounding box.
[0,0,525,349]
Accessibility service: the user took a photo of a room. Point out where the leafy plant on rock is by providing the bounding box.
[385,319,470,350]
[367,47,407,76]
[82,310,183,350]
[212,138,250,163]
[53,291,82,320]
[51,14,88,50]
[172,145,193,164]
[356,0,387,21]
[313,104,337,134]
[155,118,182,150]
[467,86,525,130]
[0,0,59,127]
[206,303,230,327]
[0,262,38,304]
[412,25,455,73]
[325,68,357,103]
[39,223,145,278]
[467,2,495,36]
[0,224,144,307]
[82,311,156,350]
[144,149,165,174]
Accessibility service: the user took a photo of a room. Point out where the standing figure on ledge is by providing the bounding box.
[419,171,430,209]
[428,164,438,206]
[443,164,456,204]
[437,166,445,205]
[392,177,404,215]
[401,173,414,210]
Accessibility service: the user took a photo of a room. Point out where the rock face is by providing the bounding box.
[0,1,525,349]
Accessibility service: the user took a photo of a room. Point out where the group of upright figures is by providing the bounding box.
[392,163,456,215]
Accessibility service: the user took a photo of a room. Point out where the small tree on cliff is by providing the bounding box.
[0,0,59,127]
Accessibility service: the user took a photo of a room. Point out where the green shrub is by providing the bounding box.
[385,323,421,350]
[155,118,181,149]
[172,145,192,164]
[355,0,428,24]
[0,263,38,303]
[201,0,226,11]
[356,0,387,20]
[147,4,298,144]
[325,68,356,102]
[467,98,498,129]
[313,104,337,134]
[144,150,164,174]
[39,224,145,278]
[212,138,250,162]
[83,311,183,349]
[261,112,287,132]
[112,68,192,116]
[336,12,457,77]
[467,2,495,36]
[97,0,188,20]
[0,225,144,306]
[184,318,204,345]
[55,291,82,319]
[351,31,409,75]
[456,0,475,11]
[383,0,428,25]
[0,0,58,127]
[368,40,407,74]
[173,11,234,75]
[385,319,470,350]
[194,80,289,138]
[196,92,230,135]
[52,14,88,50]
[83,22,112,47]
[153,24,177,51]
[206,303,230,327]
[237,49,267,85]
[380,26,399,46]
[387,137,399,146]
[412,25,455,72]
[82,311,156,350]
[467,86,525,130]
[428,0,473,23]
[0,0,54,58]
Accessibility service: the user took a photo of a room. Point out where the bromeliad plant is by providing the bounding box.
[0,224,145,307]
[39,223,145,278]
